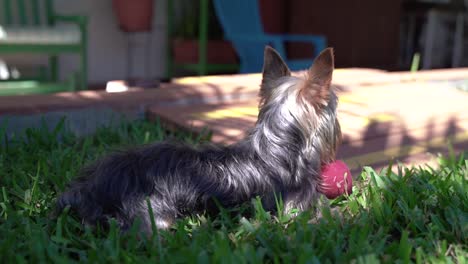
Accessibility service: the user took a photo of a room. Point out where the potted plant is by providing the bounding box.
[112,0,160,88]
[170,0,238,67]
[112,0,154,32]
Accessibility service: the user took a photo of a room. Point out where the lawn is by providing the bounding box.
[0,118,466,263]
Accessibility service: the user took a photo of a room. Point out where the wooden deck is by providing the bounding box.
[147,69,468,174]
[1,68,467,174]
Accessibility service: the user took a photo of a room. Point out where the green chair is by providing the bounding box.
[0,0,88,95]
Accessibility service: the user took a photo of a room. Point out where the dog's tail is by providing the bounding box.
[55,183,103,224]
[56,186,83,213]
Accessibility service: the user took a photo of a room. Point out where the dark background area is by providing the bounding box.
[259,0,402,70]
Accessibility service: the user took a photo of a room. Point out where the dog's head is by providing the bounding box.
[255,46,341,165]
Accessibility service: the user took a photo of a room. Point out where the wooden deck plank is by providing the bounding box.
[1,67,467,173]
[147,76,468,173]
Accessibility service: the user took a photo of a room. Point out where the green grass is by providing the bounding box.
[0,118,466,263]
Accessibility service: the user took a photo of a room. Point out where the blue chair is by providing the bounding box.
[212,0,327,73]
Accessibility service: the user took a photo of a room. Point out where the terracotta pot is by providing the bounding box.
[172,39,238,64]
[112,0,154,32]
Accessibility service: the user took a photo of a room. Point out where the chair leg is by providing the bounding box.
[422,10,437,69]
[166,0,174,79]
[80,46,88,91]
[80,22,89,91]
[197,0,209,76]
[452,12,464,68]
[406,15,416,66]
[49,55,58,82]
[166,55,173,80]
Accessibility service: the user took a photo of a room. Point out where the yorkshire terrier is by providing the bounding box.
[57,46,341,233]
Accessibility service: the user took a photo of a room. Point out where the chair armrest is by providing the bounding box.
[269,34,327,55]
[226,34,286,55]
[226,34,327,58]
[226,34,326,45]
[272,34,326,44]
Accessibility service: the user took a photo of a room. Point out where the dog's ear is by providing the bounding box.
[300,48,334,108]
[261,46,291,89]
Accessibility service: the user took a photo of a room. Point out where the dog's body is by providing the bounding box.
[57,47,341,232]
